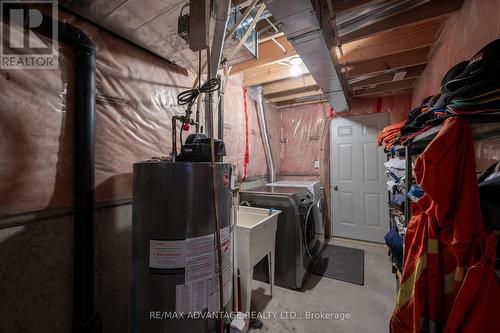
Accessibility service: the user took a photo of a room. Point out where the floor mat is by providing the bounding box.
[311,244,365,285]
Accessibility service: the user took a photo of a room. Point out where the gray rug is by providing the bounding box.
[312,244,365,285]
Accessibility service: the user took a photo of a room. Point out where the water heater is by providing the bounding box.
[132,135,232,332]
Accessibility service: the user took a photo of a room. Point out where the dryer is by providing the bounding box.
[240,186,323,289]
[267,180,327,253]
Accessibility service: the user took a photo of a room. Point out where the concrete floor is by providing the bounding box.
[248,238,396,333]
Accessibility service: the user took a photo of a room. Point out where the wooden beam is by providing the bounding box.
[267,88,322,103]
[341,17,443,53]
[353,78,416,97]
[265,84,319,99]
[353,88,414,98]
[243,63,308,86]
[276,99,328,109]
[340,23,440,64]
[346,46,429,77]
[350,64,426,89]
[339,0,464,43]
[231,36,296,73]
[276,97,327,108]
[262,74,317,95]
[259,32,285,44]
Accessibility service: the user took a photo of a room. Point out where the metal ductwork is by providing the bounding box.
[336,0,429,36]
[247,86,277,183]
[263,0,349,112]
[205,0,232,138]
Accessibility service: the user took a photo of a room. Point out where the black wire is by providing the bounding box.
[177,77,220,108]
[176,77,220,146]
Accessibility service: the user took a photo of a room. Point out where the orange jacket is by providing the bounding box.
[445,233,500,333]
[391,118,495,332]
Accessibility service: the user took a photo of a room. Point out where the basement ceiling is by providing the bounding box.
[61,0,196,68]
[61,0,265,73]
[237,0,465,108]
[61,0,465,109]
[333,0,465,98]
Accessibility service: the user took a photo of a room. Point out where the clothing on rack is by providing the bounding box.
[391,118,499,332]
[378,120,406,148]
[385,228,404,269]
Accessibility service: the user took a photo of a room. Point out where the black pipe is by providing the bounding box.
[1,5,101,330]
[57,22,101,333]
[1,5,100,331]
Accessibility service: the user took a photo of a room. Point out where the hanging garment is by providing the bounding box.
[391,196,430,333]
[391,118,487,332]
[444,233,500,333]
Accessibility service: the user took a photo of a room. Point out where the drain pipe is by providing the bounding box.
[247,86,276,183]
[3,7,100,331]
[58,22,101,333]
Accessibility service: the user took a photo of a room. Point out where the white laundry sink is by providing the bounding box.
[235,206,280,313]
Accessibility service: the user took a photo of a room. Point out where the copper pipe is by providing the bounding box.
[171,116,181,161]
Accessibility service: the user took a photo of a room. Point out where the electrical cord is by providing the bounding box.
[177,77,220,145]
[177,77,220,110]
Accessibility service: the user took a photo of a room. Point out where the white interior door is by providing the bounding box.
[330,113,389,243]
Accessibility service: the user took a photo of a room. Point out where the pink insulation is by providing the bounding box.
[412,0,500,106]
[222,74,282,181]
[348,94,412,124]
[279,103,331,177]
[1,14,192,216]
[0,12,281,217]
[277,102,332,236]
[411,0,500,167]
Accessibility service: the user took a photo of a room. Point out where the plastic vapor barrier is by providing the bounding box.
[0,12,281,217]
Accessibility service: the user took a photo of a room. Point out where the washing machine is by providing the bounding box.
[267,180,327,252]
[239,186,323,289]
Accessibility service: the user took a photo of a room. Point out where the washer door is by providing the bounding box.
[316,194,326,235]
[304,203,325,257]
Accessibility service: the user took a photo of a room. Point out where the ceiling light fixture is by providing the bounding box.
[290,65,302,77]
[289,56,302,66]
[288,56,303,76]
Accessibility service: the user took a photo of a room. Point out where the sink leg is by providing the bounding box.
[269,252,274,297]
[240,268,253,313]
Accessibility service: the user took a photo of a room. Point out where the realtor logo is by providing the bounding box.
[1,1,58,69]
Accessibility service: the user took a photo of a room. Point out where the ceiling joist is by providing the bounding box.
[346,46,430,77]
[339,0,464,43]
[340,17,444,53]
[353,78,416,97]
[350,64,426,89]
[244,63,308,86]
[267,87,322,103]
[262,74,317,95]
[353,88,414,98]
[340,23,440,64]
[232,36,296,73]
[276,97,327,108]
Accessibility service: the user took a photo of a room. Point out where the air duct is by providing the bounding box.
[247,86,276,183]
[263,0,349,112]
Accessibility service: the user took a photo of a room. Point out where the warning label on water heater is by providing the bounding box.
[149,239,186,269]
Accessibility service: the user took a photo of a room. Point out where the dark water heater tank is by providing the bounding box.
[132,140,232,332]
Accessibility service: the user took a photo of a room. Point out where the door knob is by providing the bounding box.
[333,185,338,191]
